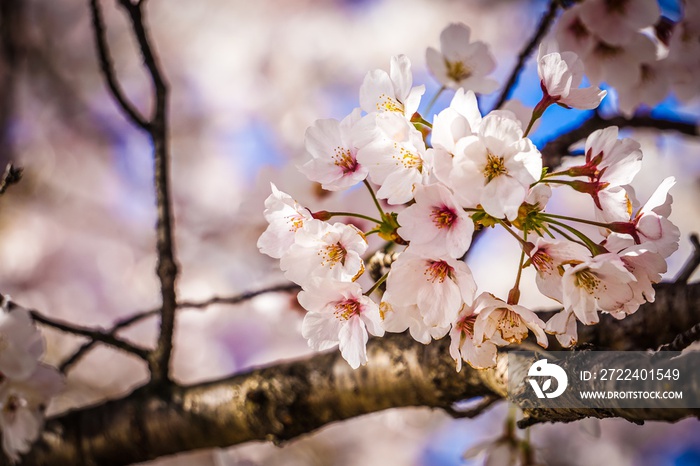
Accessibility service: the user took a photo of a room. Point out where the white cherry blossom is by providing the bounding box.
[629,176,680,258]
[300,108,368,191]
[379,296,449,345]
[555,6,597,58]
[561,253,636,325]
[537,41,606,110]
[359,55,424,118]
[579,0,660,47]
[299,279,384,369]
[0,364,64,463]
[449,299,497,371]
[397,183,474,258]
[527,238,591,303]
[354,112,431,204]
[545,308,579,348]
[384,250,476,328]
[426,23,498,93]
[430,88,481,152]
[436,112,542,220]
[583,33,657,88]
[473,293,548,347]
[0,305,43,381]
[257,183,315,259]
[280,221,367,286]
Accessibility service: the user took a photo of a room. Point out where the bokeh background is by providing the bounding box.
[0,0,699,464]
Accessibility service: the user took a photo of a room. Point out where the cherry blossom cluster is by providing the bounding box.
[258,20,680,371]
[556,0,699,116]
[0,297,63,463]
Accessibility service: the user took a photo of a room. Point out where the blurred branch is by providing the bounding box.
[89,0,179,384]
[88,0,149,129]
[492,0,559,111]
[0,295,150,362]
[0,163,22,195]
[10,281,700,465]
[59,283,300,373]
[674,233,700,284]
[541,112,700,168]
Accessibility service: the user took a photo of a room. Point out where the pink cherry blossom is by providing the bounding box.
[527,237,591,303]
[397,183,474,259]
[299,279,384,369]
[384,250,476,328]
[449,299,497,371]
[280,221,367,286]
[300,108,368,191]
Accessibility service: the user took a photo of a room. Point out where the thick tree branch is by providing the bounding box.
[541,112,700,169]
[10,281,700,465]
[491,0,559,111]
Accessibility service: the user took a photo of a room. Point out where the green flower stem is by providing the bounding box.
[326,211,383,224]
[365,271,389,297]
[496,219,533,253]
[547,224,579,244]
[364,180,386,218]
[539,212,615,229]
[508,231,528,305]
[542,217,606,255]
[364,228,380,236]
[424,85,445,116]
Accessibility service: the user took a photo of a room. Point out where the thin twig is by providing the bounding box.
[8,300,151,361]
[88,0,149,129]
[445,395,501,419]
[675,233,700,284]
[491,0,559,111]
[0,163,22,195]
[540,112,699,169]
[59,284,300,373]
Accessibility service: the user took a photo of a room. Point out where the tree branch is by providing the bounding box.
[491,0,559,111]
[540,112,700,169]
[675,233,700,284]
[58,283,300,373]
[88,0,149,130]
[0,163,22,195]
[10,281,700,465]
[93,0,178,385]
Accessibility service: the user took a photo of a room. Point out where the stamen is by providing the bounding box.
[320,242,347,268]
[424,260,453,283]
[334,299,361,321]
[431,205,457,229]
[332,147,359,174]
[483,151,507,182]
